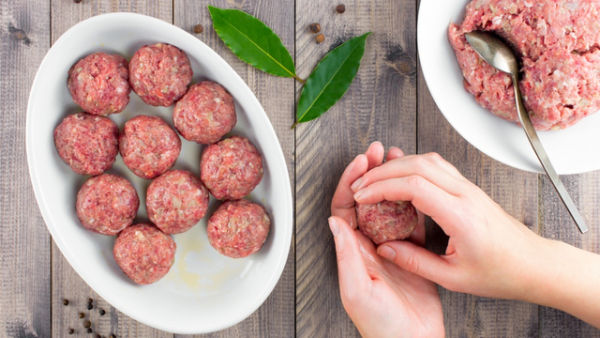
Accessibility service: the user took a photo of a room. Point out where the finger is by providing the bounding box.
[386,147,404,161]
[365,141,384,170]
[331,154,369,221]
[351,153,466,195]
[377,240,457,288]
[329,216,371,302]
[354,176,461,235]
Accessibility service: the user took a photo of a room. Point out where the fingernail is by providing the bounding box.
[328,217,339,236]
[351,178,363,192]
[353,190,364,201]
[378,245,396,260]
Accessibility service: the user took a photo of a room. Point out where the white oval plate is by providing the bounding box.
[26,13,292,334]
[418,0,600,174]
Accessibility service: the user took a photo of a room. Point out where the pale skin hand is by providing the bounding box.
[351,150,600,328]
[329,142,445,338]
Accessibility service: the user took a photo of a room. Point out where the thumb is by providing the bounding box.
[377,240,456,287]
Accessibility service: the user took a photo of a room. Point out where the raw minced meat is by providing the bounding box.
[173,81,236,144]
[449,0,600,130]
[356,201,418,245]
[54,112,119,175]
[113,223,176,284]
[119,115,181,179]
[207,200,270,258]
[129,43,192,106]
[76,173,139,236]
[200,136,263,200]
[67,52,130,115]
[146,170,209,234]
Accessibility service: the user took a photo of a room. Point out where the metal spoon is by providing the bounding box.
[465,31,588,234]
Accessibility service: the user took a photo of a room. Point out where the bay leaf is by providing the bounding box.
[208,6,297,78]
[295,33,371,126]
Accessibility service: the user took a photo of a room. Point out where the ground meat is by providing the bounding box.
[173,81,237,144]
[449,0,600,130]
[119,115,181,179]
[76,174,139,235]
[200,136,263,200]
[67,52,130,115]
[54,113,119,175]
[113,224,176,285]
[356,201,418,245]
[129,43,193,106]
[146,170,209,234]
[207,200,270,258]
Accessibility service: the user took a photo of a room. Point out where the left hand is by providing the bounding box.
[329,142,445,338]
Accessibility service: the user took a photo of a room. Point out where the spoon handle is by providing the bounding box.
[511,75,588,233]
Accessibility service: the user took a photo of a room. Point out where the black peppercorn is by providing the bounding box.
[87,328,93,334]
[63,299,69,306]
[84,320,91,329]
[79,312,85,319]
[193,24,204,34]
[99,308,106,316]
[309,23,321,33]
[336,4,346,13]
[68,328,75,335]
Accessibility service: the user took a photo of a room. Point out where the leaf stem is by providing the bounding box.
[293,75,306,84]
[291,121,299,129]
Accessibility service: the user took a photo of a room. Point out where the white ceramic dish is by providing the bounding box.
[26,13,292,334]
[418,0,600,174]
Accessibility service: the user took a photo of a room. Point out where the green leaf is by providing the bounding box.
[295,33,371,125]
[208,6,296,78]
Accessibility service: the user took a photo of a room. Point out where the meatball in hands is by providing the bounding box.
[329,142,444,338]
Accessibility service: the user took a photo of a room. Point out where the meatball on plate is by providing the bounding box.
[26,13,292,334]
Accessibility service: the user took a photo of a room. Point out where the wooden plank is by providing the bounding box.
[50,1,174,337]
[417,65,540,335]
[173,1,295,337]
[539,173,600,337]
[295,0,417,336]
[0,1,52,337]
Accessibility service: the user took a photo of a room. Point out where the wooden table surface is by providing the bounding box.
[2,0,600,337]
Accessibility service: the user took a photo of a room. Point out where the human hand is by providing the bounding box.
[330,142,444,338]
[351,151,547,301]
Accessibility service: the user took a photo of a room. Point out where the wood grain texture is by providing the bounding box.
[0,1,51,337]
[540,173,600,337]
[50,1,173,337]
[417,68,541,337]
[173,0,295,337]
[295,0,417,336]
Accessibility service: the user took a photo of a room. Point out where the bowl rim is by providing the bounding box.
[26,12,293,334]
[417,0,600,175]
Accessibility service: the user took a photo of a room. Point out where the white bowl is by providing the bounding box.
[26,13,292,334]
[418,0,600,174]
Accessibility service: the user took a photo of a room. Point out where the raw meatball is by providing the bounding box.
[113,224,176,285]
[207,200,270,258]
[54,112,119,175]
[356,201,418,245]
[200,136,263,200]
[119,115,181,179]
[146,170,209,234]
[449,0,600,130]
[129,43,193,106]
[173,81,237,144]
[67,52,130,115]
[76,173,139,235]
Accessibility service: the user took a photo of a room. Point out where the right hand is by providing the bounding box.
[350,152,547,301]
